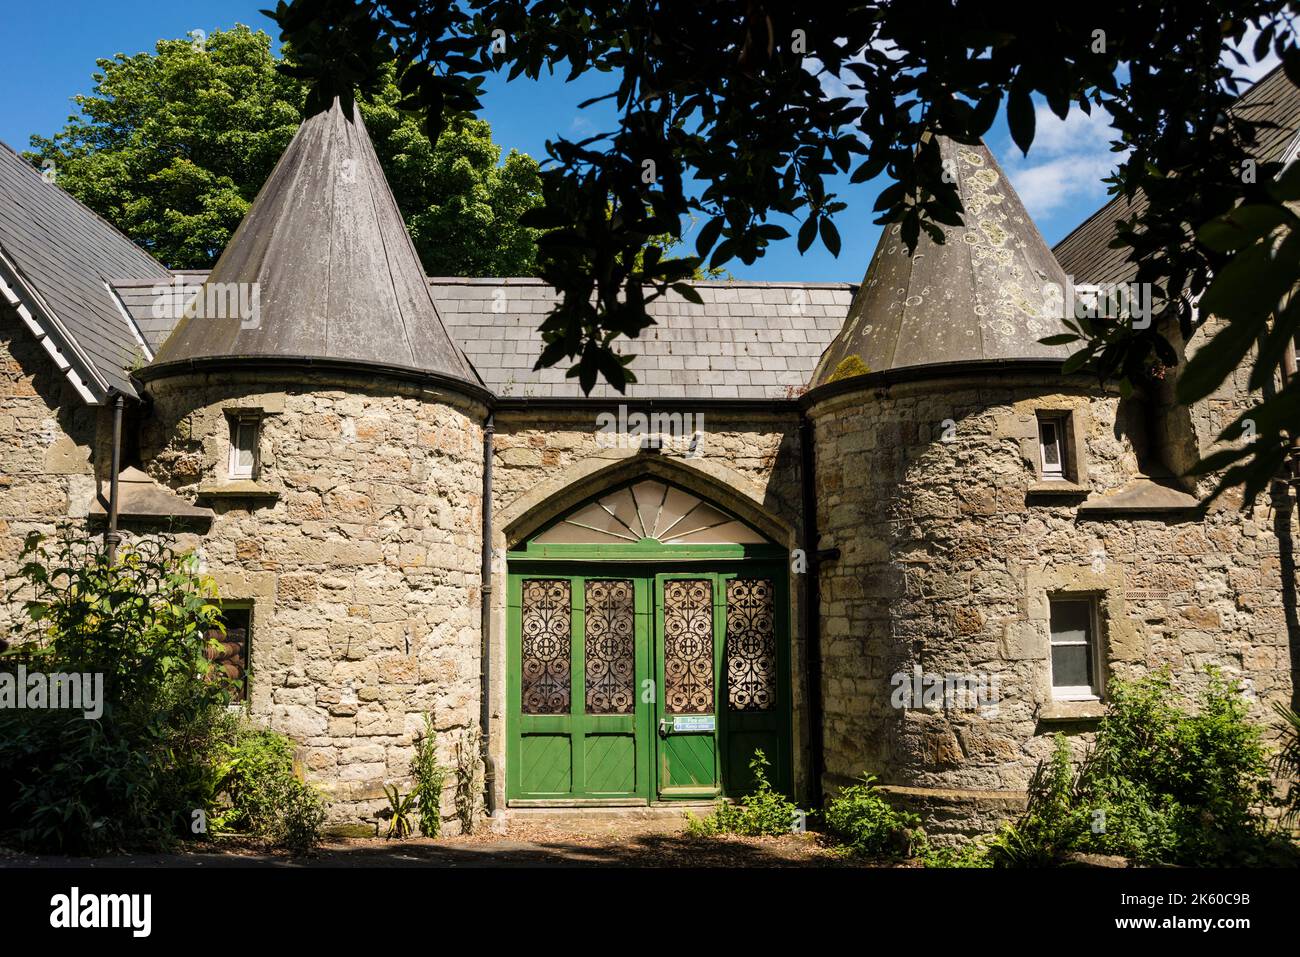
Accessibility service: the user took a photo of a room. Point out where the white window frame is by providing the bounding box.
[1049,596,1102,700]
[1037,413,1069,481]
[227,414,261,481]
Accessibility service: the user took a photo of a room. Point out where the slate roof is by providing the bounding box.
[1054,64,1300,283]
[430,278,854,399]
[111,273,207,352]
[810,136,1073,387]
[0,140,169,399]
[149,99,478,388]
[118,274,852,400]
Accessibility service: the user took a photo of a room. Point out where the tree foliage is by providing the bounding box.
[26,24,544,276]
[267,0,1300,498]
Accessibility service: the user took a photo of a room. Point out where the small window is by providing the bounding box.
[1037,413,1069,481]
[205,606,250,703]
[227,415,260,480]
[1049,598,1100,700]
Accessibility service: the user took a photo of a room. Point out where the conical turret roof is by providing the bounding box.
[151,98,477,386]
[810,136,1073,387]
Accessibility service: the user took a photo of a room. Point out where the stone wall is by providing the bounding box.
[809,367,1298,840]
[0,307,102,634]
[140,369,486,831]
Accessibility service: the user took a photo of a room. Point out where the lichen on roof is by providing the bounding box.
[810,137,1075,388]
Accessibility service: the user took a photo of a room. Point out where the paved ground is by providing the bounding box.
[0,818,866,868]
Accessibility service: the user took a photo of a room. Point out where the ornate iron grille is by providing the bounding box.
[726,578,776,711]
[520,579,571,714]
[663,579,714,714]
[585,579,635,714]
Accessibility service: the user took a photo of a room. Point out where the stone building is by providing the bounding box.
[2,67,1298,840]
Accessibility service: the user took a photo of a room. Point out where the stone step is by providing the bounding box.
[501,803,719,827]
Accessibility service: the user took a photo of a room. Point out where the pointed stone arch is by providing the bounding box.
[498,449,796,551]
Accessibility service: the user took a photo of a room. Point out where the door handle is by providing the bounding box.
[658,718,671,738]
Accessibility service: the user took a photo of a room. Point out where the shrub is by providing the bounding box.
[1272,702,1300,827]
[988,670,1283,867]
[454,726,484,835]
[211,725,325,853]
[823,773,923,859]
[0,531,324,854]
[685,750,803,838]
[986,735,1090,867]
[0,532,234,853]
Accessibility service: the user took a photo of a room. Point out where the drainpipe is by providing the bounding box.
[104,391,125,563]
[798,413,826,809]
[480,412,498,815]
[1283,334,1299,480]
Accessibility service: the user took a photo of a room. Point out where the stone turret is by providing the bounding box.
[137,100,488,832]
[804,136,1125,840]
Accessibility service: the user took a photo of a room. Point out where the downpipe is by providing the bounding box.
[480,413,499,818]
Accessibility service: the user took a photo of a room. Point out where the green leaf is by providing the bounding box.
[797,216,818,254]
[819,218,841,257]
[1198,232,1300,324]
[1007,85,1036,155]
[1197,204,1289,252]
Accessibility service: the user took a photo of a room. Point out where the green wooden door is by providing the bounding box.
[651,567,791,800]
[717,570,791,796]
[654,574,723,797]
[505,480,792,804]
[507,574,651,802]
[507,564,792,803]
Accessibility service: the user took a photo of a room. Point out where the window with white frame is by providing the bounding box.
[1037,412,1070,481]
[227,414,260,480]
[1049,597,1101,699]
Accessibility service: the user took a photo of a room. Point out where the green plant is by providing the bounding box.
[0,531,325,855]
[454,726,484,835]
[210,724,326,853]
[383,784,417,840]
[920,840,994,868]
[0,531,235,853]
[987,670,1284,867]
[986,735,1090,867]
[411,714,448,838]
[823,773,923,859]
[685,750,803,838]
[1275,702,1300,826]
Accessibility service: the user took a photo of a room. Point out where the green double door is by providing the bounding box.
[506,564,790,804]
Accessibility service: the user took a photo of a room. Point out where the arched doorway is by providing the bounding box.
[506,478,792,805]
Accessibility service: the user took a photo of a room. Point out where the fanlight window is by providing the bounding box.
[533,481,767,546]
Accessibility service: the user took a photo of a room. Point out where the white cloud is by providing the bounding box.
[1224,23,1282,83]
[1003,151,1117,218]
[1001,104,1123,220]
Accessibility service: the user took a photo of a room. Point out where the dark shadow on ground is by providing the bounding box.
[0,831,865,868]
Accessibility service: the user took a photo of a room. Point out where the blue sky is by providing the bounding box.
[0,2,1278,282]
